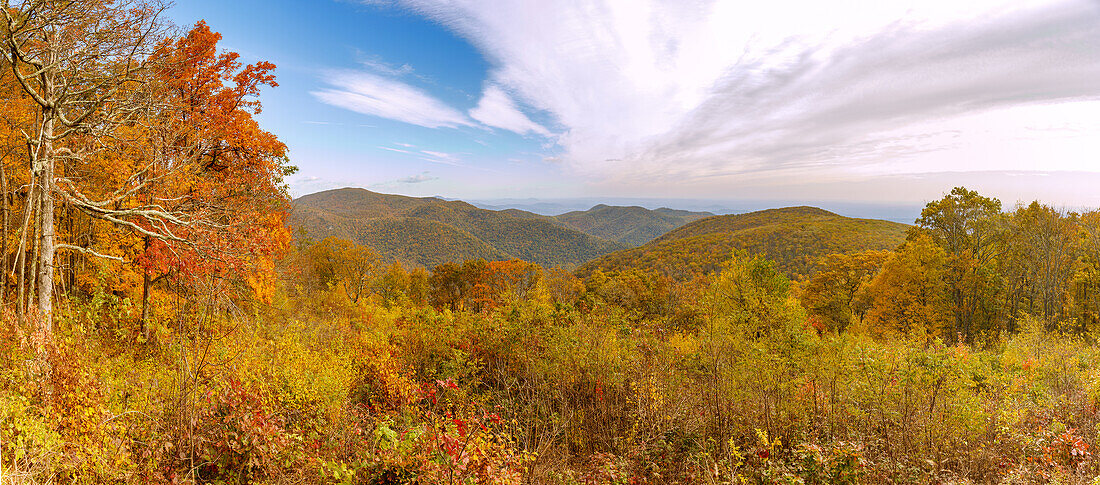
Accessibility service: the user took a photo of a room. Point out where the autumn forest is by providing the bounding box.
[3,1,1100,484]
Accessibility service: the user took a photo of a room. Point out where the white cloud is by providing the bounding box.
[378,146,414,154]
[377,144,466,166]
[397,171,439,183]
[373,0,1100,200]
[359,56,415,76]
[469,84,550,136]
[288,174,341,197]
[420,150,463,166]
[311,71,552,137]
[369,171,441,188]
[312,71,474,129]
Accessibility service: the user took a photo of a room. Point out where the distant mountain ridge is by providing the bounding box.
[578,206,909,281]
[291,188,642,268]
[466,197,922,223]
[291,190,907,275]
[507,203,713,246]
[291,189,714,268]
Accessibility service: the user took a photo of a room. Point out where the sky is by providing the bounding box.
[169,0,1100,211]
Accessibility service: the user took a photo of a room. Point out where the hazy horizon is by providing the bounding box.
[296,184,1100,224]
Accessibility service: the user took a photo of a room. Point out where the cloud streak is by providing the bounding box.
[378,146,414,154]
[420,150,464,166]
[312,71,475,129]
[376,144,466,166]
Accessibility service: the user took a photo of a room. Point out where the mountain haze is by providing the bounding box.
[578,206,909,280]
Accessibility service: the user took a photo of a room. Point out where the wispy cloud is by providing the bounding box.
[358,55,416,76]
[312,71,475,129]
[378,146,414,154]
[370,171,441,188]
[372,0,1100,193]
[421,150,455,160]
[313,69,553,137]
[629,2,1100,179]
[470,84,550,136]
[288,174,342,197]
[397,171,439,183]
[376,144,466,166]
[420,150,464,166]
[304,120,376,128]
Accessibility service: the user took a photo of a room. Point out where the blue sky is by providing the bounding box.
[169,0,571,199]
[170,0,1100,208]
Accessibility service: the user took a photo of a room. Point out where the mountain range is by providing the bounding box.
[291,189,909,277]
[290,188,710,268]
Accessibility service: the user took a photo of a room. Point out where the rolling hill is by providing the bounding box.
[577,206,909,281]
[290,188,630,268]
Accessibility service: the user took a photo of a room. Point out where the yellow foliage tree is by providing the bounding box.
[857,235,950,339]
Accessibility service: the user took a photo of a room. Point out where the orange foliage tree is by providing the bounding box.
[56,20,293,335]
[0,0,291,337]
[124,21,292,325]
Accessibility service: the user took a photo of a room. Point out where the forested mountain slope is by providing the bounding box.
[578,206,909,280]
[291,188,629,267]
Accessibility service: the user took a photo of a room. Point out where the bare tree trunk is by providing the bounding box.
[16,178,34,318]
[1,155,7,303]
[26,188,38,316]
[37,115,54,331]
[141,237,150,340]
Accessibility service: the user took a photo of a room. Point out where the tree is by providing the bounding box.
[856,235,950,339]
[1,0,169,331]
[1000,202,1076,330]
[698,250,808,453]
[800,250,890,333]
[297,237,380,303]
[913,187,1004,341]
[338,242,380,304]
[1,5,292,342]
[542,266,584,306]
[126,21,291,333]
[1067,210,1100,333]
[0,56,36,304]
[376,262,410,304]
[429,260,484,312]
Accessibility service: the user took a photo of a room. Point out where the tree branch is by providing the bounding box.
[56,244,123,262]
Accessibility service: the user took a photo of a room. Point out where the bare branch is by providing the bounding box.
[56,243,123,262]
